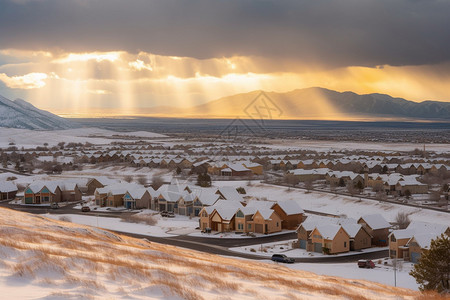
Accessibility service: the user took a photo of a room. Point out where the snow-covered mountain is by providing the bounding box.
[0,94,77,130]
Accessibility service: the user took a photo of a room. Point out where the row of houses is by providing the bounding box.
[23,181,83,204]
[94,183,248,217]
[287,168,429,195]
[199,200,305,234]
[296,214,391,254]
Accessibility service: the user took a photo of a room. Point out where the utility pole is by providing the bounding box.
[393,258,397,287]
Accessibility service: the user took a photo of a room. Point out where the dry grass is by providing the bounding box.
[121,213,157,226]
[0,207,443,300]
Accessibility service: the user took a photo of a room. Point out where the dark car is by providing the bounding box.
[81,206,91,212]
[160,211,169,217]
[167,211,175,218]
[271,254,295,264]
[50,202,59,209]
[357,259,375,269]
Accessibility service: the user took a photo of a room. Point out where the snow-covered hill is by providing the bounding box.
[0,95,77,130]
[0,208,427,299]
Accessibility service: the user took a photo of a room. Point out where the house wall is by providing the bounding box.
[235,216,245,233]
[272,204,303,230]
[329,228,350,254]
[352,229,372,250]
[0,190,17,200]
[136,192,151,209]
[389,236,410,259]
[199,210,210,230]
[108,194,125,207]
[267,212,282,234]
[358,220,389,246]
[87,180,104,195]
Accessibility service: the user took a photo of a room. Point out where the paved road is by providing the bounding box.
[0,202,389,263]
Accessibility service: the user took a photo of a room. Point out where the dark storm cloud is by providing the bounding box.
[0,0,449,68]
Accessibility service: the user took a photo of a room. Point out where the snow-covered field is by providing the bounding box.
[213,180,450,225]
[45,211,199,237]
[0,208,425,299]
[0,127,167,147]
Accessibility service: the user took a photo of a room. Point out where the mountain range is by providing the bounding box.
[1,88,449,131]
[147,87,450,121]
[0,94,77,130]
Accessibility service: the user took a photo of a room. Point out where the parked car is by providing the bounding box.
[271,254,295,264]
[167,211,175,218]
[81,206,91,212]
[50,202,59,209]
[160,211,168,217]
[357,259,375,269]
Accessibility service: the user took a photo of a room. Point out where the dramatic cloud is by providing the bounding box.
[1,0,450,68]
[0,72,49,89]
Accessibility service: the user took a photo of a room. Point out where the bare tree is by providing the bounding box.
[304,180,313,193]
[152,175,164,190]
[137,175,147,185]
[395,212,411,229]
[285,174,299,187]
[124,175,133,183]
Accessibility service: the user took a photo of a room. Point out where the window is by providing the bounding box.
[248,224,252,230]
[344,241,347,247]
[201,211,207,217]
[390,235,396,242]
[236,210,244,218]
[276,222,279,227]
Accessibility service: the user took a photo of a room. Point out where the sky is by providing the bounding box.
[0,0,450,117]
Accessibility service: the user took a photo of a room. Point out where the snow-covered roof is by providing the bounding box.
[408,233,441,249]
[0,181,17,193]
[390,229,415,240]
[27,181,60,194]
[313,224,346,240]
[407,221,449,235]
[254,208,275,220]
[300,215,356,232]
[197,190,221,206]
[273,200,304,215]
[359,214,390,230]
[342,224,367,238]
[216,187,244,202]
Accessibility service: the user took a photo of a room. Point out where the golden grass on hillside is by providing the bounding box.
[0,207,446,300]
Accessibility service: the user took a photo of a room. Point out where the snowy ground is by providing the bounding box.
[213,180,450,225]
[1,207,423,299]
[44,211,199,237]
[284,259,418,291]
[0,127,167,147]
[230,239,387,258]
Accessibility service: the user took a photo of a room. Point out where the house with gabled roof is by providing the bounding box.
[246,208,282,234]
[310,224,350,254]
[0,181,18,200]
[341,223,372,251]
[123,188,152,210]
[24,182,62,204]
[215,187,244,203]
[271,200,304,230]
[193,190,221,216]
[358,214,391,246]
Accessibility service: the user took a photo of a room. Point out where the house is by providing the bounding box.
[123,188,152,209]
[246,208,282,234]
[341,223,372,251]
[0,181,18,200]
[24,182,62,204]
[199,200,243,232]
[287,168,329,182]
[271,200,304,230]
[95,183,143,207]
[60,182,83,202]
[87,177,120,195]
[310,224,350,254]
[215,187,244,203]
[358,214,390,246]
[193,190,220,216]
[242,162,263,175]
[297,215,356,251]
[220,163,253,177]
[388,221,449,261]
[395,179,428,195]
[389,229,415,259]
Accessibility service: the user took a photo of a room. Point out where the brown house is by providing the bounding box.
[389,229,414,259]
[24,182,62,204]
[342,223,372,251]
[246,209,282,234]
[0,181,18,200]
[310,224,350,254]
[271,200,304,230]
[358,214,390,246]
